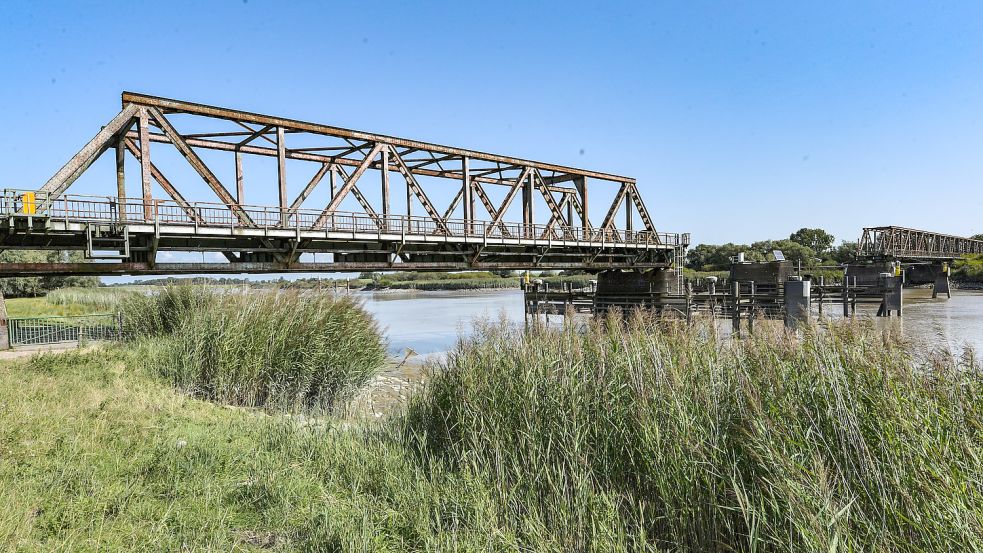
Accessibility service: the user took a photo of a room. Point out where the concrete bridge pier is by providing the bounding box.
[932,263,952,299]
[594,269,673,314]
[900,261,952,299]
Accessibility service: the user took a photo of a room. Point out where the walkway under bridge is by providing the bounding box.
[0,93,687,276]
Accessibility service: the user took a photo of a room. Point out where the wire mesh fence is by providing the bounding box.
[7,313,121,346]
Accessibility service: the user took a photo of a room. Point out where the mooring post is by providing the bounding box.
[731,281,741,336]
[708,278,717,318]
[784,277,811,330]
[842,277,850,317]
[748,281,756,334]
[818,275,825,316]
[685,281,693,324]
[0,290,8,350]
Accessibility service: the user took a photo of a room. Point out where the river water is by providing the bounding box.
[359,288,983,357]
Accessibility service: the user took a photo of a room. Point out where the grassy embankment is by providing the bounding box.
[5,287,135,318]
[0,290,980,550]
[357,271,594,291]
[953,254,983,285]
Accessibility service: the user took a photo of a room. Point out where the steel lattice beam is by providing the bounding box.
[858,226,983,260]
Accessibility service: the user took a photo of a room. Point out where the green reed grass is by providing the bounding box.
[404,313,983,551]
[44,287,133,312]
[122,286,387,411]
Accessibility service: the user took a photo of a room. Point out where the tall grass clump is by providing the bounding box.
[405,313,983,551]
[45,286,132,311]
[123,286,387,410]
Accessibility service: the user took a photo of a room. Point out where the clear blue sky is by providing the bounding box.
[2,0,982,251]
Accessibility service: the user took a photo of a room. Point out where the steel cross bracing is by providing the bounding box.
[858,226,983,260]
[0,93,684,276]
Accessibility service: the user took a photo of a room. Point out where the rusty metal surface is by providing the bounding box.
[120,92,635,184]
[8,93,688,276]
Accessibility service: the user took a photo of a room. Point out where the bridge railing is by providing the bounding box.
[2,189,683,248]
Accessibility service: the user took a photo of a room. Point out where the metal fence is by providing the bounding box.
[7,313,121,346]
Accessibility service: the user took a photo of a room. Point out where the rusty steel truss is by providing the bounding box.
[0,93,686,276]
[858,226,983,260]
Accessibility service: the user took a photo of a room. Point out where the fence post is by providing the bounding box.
[0,291,8,350]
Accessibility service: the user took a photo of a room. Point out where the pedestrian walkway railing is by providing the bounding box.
[7,313,121,347]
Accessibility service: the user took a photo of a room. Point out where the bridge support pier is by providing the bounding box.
[594,269,672,314]
[933,263,951,299]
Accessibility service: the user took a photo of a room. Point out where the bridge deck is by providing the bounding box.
[1,191,684,276]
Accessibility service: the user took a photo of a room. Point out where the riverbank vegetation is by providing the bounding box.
[0,250,98,297]
[111,270,597,292]
[686,227,855,272]
[122,287,387,411]
[1,304,979,550]
[953,254,983,284]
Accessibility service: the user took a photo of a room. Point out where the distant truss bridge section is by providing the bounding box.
[858,226,983,261]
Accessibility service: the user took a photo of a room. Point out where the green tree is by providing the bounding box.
[750,239,818,265]
[0,250,98,297]
[972,234,983,241]
[788,228,835,255]
[686,243,763,271]
[828,241,858,264]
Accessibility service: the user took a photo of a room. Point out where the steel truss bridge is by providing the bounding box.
[0,93,687,276]
[858,226,983,261]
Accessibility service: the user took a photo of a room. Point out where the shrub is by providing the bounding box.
[123,287,387,411]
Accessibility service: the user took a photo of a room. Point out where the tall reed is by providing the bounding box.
[45,286,131,311]
[404,313,983,551]
[123,286,387,411]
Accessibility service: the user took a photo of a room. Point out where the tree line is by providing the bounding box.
[686,228,856,272]
[0,251,98,297]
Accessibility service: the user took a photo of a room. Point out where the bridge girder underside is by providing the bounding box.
[0,218,673,276]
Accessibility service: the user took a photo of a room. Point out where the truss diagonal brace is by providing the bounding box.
[600,182,629,230]
[314,143,385,228]
[147,106,254,227]
[123,138,201,223]
[390,147,449,233]
[289,162,331,213]
[38,103,140,210]
[628,183,656,233]
[533,169,570,231]
[488,167,532,230]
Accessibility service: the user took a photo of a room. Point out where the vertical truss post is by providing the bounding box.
[329,165,336,199]
[277,126,288,226]
[115,139,126,221]
[574,176,589,235]
[381,146,390,226]
[522,169,534,237]
[462,156,472,234]
[235,148,244,204]
[565,193,574,231]
[625,186,633,234]
[138,108,153,221]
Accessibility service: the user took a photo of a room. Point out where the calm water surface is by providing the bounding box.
[359,288,983,356]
